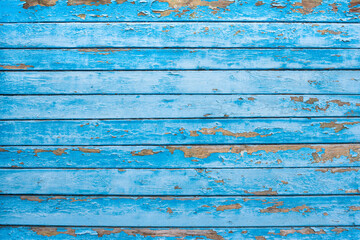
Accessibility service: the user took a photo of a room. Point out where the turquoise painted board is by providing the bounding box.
[2,196,360,226]
[1,49,359,70]
[2,23,360,48]
[2,95,360,119]
[1,144,359,168]
[1,168,360,195]
[1,0,360,237]
[1,71,360,94]
[1,0,359,22]
[1,119,359,145]
[2,226,360,239]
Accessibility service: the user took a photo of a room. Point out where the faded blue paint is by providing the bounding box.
[1,0,360,235]
[1,49,360,70]
[1,144,359,168]
[1,196,360,226]
[1,168,360,195]
[1,226,360,239]
[1,71,360,94]
[0,0,359,22]
[1,95,359,119]
[1,119,360,145]
[2,23,360,48]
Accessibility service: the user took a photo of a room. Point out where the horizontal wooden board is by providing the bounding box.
[1,0,359,22]
[1,226,360,239]
[1,195,360,226]
[2,95,360,119]
[2,144,359,168]
[2,23,360,48]
[1,118,360,145]
[1,49,359,70]
[1,168,360,195]
[1,71,360,95]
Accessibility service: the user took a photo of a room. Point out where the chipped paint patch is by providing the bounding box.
[31,227,76,237]
[0,64,34,70]
[20,196,44,203]
[131,149,161,156]
[269,227,326,236]
[260,201,312,213]
[349,206,360,211]
[320,121,360,133]
[244,188,278,195]
[92,228,224,240]
[77,147,101,153]
[34,148,67,156]
[21,0,58,9]
[189,127,272,138]
[315,168,359,173]
[317,29,343,35]
[216,203,242,211]
[292,0,323,14]
[67,0,112,6]
[153,0,234,17]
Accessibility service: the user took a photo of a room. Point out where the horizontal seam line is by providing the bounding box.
[2,143,360,146]
[1,116,360,120]
[1,21,360,24]
[1,194,360,197]
[0,168,360,171]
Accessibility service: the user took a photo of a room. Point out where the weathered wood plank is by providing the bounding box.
[1,71,360,95]
[1,168,359,195]
[1,0,359,23]
[1,196,360,226]
[1,119,359,145]
[2,95,359,119]
[2,23,360,48]
[2,144,359,168]
[1,226,360,239]
[1,49,359,70]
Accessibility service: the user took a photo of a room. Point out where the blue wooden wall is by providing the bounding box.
[1,0,360,239]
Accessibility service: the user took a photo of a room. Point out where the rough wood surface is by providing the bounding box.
[1,196,360,226]
[1,119,360,145]
[1,168,360,195]
[1,226,360,239]
[2,95,359,119]
[2,23,360,48]
[1,71,360,94]
[1,49,359,70]
[1,0,359,22]
[1,144,359,168]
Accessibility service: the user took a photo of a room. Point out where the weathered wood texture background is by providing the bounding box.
[0,0,360,239]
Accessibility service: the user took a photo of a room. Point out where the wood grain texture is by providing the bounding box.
[2,95,359,119]
[1,226,360,239]
[1,118,360,145]
[1,168,360,195]
[1,0,359,22]
[1,144,359,168]
[1,49,359,70]
[2,71,359,95]
[2,195,360,226]
[2,23,360,48]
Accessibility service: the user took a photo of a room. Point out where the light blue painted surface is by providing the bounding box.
[1,144,359,168]
[1,71,360,94]
[1,226,360,239]
[1,49,360,70]
[2,23,360,48]
[1,168,360,195]
[1,0,360,236]
[1,196,360,226]
[0,0,359,22]
[1,119,360,145]
[1,95,359,119]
